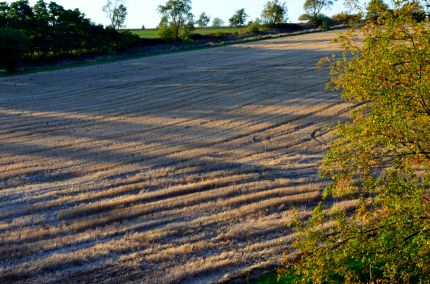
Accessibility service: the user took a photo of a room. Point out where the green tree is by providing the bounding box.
[261,0,288,25]
[212,17,224,27]
[0,27,30,72]
[112,4,127,29]
[229,8,248,27]
[366,0,389,21]
[32,0,50,56]
[102,0,127,30]
[0,0,138,68]
[285,0,430,282]
[196,12,210,28]
[157,0,194,41]
[301,0,336,24]
[33,0,49,23]
[298,13,312,22]
[7,0,34,30]
[0,2,10,28]
[331,11,363,24]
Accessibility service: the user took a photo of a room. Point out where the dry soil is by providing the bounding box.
[0,30,351,283]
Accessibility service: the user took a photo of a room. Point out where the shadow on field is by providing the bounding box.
[0,35,346,282]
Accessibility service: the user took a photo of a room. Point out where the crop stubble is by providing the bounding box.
[0,30,350,283]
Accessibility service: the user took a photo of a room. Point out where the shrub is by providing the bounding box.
[214,31,225,39]
[116,30,140,50]
[244,21,262,34]
[314,14,333,29]
[284,1,430,282]
[298,13,311,22]
[157,16,194,42]
[157,21,176,41]
[331,12,363,24]
[0,28,30,73]
[299,13,333,28]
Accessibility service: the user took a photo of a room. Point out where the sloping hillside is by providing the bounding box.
[0,30,350,283]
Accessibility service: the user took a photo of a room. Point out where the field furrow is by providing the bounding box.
[0,30,350,283]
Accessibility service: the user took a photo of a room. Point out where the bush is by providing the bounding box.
[331,12,363,24]
[157,19,193,42]
[244,21,262,34]
[115,30,140,50]
[157,26,175,41]
[273,23,304,32]
[0,28,30,73]
[214,31,225,39]
[298,13,311,22]
[241,21,270,35]
[284,1,430,282]
[299,13,333,29]
[179,23,194,43]
[314,14,333,29]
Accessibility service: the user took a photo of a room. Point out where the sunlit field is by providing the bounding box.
[0,30,351,283]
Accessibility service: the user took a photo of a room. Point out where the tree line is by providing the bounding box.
[4,0,425,73]
[151,0,420,41]
[0,0,139,72]
[154,0,289,41]
[0,0,293,72]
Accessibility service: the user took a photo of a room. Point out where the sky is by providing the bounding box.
[5,0,364,29]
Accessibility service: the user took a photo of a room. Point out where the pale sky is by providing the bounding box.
[5,0,365,29]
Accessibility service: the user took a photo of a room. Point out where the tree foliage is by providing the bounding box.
[301,0,337,24]
[0,27,30,72]
[157,0,194,41]
[284,0,430,282]
[102,0,127,30]
[229,8,248,27]
[261,0,288,25]
[212,17,224,27]
[196,12,210,28]
[244,20,263,34]
[366,0,389,21]
[0,0,138,72]
[331,11,363,24]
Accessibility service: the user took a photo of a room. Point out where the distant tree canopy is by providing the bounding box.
[304,0,335,18]
[366,0,427,22]
[157,0,194,41]
[196,12,210,28]
[0,0,138,72]
[102,0,127,30]
[331,11,363,24]
[229,8,248,27]
[261,0,288,25]
[212,17,224,27]
[300,0,337,25]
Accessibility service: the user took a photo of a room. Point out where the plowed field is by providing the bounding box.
[0,30,350,283]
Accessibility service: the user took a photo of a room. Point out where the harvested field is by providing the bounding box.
[0,30,350,283]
